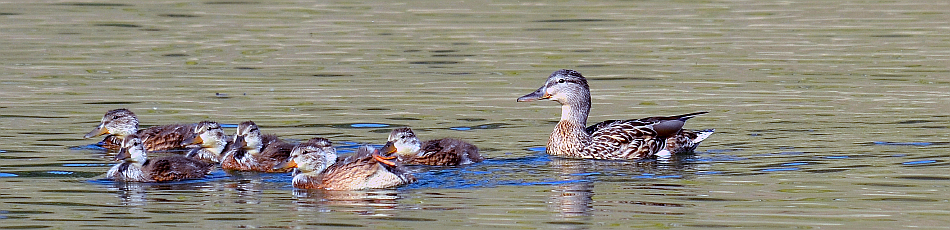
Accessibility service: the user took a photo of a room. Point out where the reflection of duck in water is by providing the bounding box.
[84,108,201,151]
[182,121,231,163]
[275,138,415,190]
[220,121,294,172]
[386,127,483,166]
[106,135,213,182]
[517,69,714,160]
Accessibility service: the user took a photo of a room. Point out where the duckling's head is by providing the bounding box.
[116,134,147,163]
[235,121,263,151]
[182,121,228,148]
[516,69,590,106]
[276,137,337,174]
[387,127,422,157]
[84,108,139,139]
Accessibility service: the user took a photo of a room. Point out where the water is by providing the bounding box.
[2,0,949,229]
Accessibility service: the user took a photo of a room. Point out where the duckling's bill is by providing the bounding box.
[273,159,297,171]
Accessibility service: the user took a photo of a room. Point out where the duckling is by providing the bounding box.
[387,127,483,166]
[106,135,213,182]
[516,69,714,160]
[83,108,197,151]
[220,121,295,172]
[182,121,231,163]
[275,138,416,190]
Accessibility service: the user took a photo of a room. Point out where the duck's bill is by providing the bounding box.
[114,147,131,161]
[373,143,399,167]
[181,134,203,146]
[373,153,398,167]
[83,126,109,139]
[380,141,397,155]
[273,159,297,170]
[516,87,549,102]
[231,135,246,147]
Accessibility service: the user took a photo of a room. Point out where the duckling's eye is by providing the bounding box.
[557,79,565,84]
[111,115,119,119]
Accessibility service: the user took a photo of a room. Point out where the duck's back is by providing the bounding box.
[311,154,414,190]
[409,138,482,166]
[137,123,196,151]
[141,155,212,182]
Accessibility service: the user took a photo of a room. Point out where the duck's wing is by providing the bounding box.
[320,154,379,190]
[585,112,710,159]
[585,122,665,160]
[412,139,481,166]
[138,123,196,151]
[142,156,212,182]
[585,112,708,135]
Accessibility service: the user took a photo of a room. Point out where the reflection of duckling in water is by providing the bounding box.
[106,135,213,182]
[182,121,231,163]
[84,108,201,151]
[275,138,415,190]
[220,121,295,173]
[386,127,482,166]
[516,69,714,160]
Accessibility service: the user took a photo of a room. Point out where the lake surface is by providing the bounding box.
[2,0,949,229]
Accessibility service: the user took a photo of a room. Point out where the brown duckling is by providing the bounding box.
[220,121,295,172]
[106,135,213,182]
[182,121,231,163]
[516,69,714,160]
[275,138,415,190]
[84,108,198,151]
[387,127,483,166]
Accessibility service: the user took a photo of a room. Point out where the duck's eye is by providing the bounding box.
[557,79,565,84]
[111,115,119,119]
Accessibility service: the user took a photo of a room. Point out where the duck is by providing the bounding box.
[220,121,295,172]
[182,121,232,163]
[83,108,198,151]
[274,138,416,190]
[386,127,483,166]
[516,69,714,160]
[105,134,214,182]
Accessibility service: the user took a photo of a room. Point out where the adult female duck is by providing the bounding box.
[516,69,713,160]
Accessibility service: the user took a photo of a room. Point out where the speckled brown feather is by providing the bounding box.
[585,123,663,160]
[137,124,197,151]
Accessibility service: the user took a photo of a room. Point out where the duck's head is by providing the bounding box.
[387,127,422,157]
[235,121,263,151]
[182,121,228,150]
[84,108,139,139]
[275,137,337,174]
[516,69,590,106]
[116,134,147,163]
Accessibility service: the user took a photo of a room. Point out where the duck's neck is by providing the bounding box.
[547,99,592,158]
